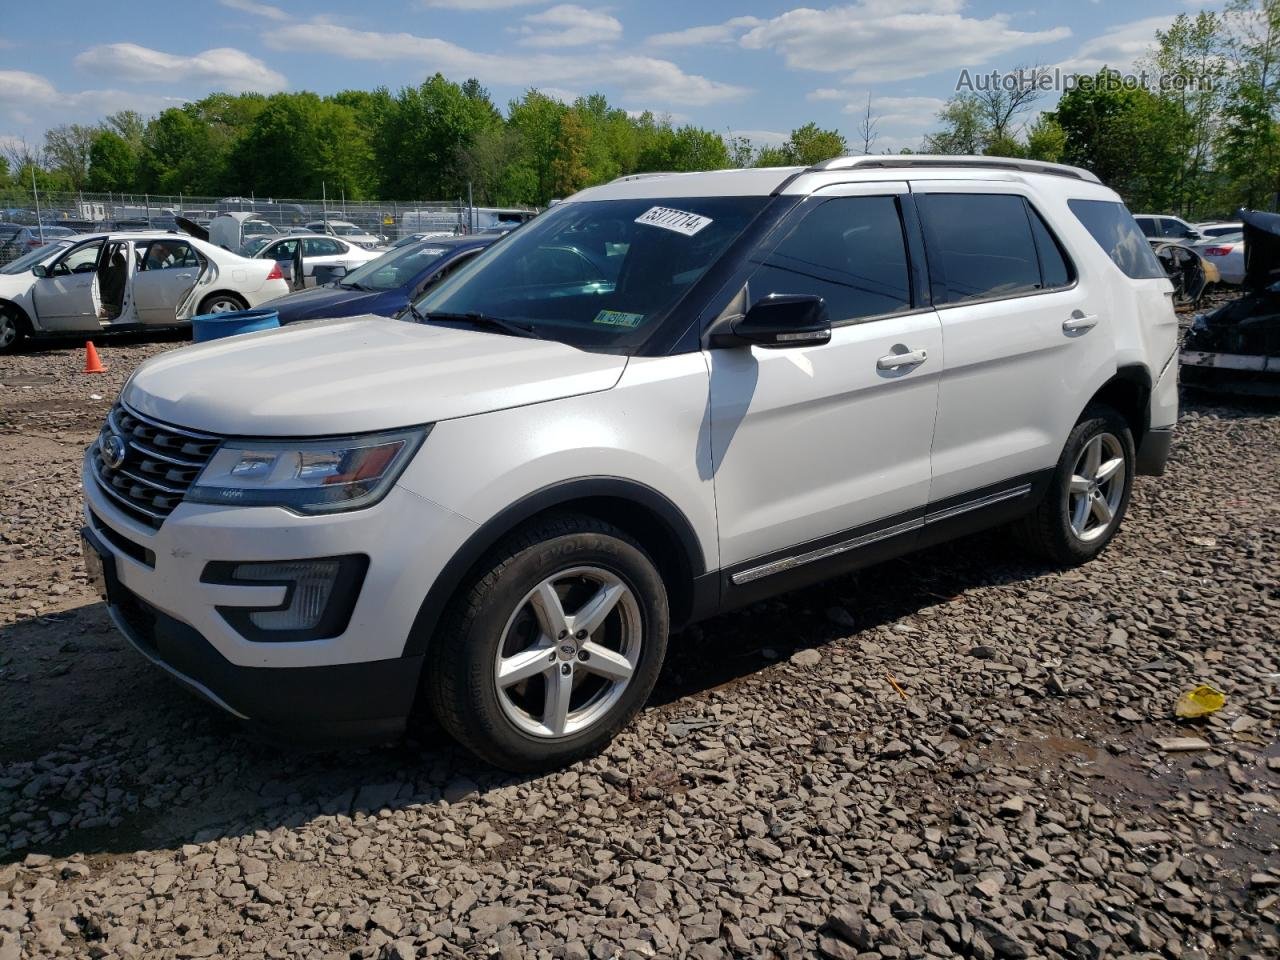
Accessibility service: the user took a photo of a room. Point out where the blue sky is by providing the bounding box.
[0,1,1208,154]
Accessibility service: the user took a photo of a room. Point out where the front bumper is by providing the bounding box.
[82,450,479,733]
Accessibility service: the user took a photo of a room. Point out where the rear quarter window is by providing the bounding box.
[1067,199,1166,280]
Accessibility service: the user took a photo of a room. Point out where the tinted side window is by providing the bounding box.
[1067,199,1166,280]
[1026,205,1073,288]
[749,195,911,322]
[919,194,1040,304]
[1160,217,1187,237]
[1135,217,1157,237]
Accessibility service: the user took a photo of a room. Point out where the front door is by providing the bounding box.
[707,183,943,584]
[912,184,1115,507]
[132,239,204,324]
[32,240,104,331]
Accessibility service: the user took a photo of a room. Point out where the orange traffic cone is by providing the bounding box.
[84,341,106,374]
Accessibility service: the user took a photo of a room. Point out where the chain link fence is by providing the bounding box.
[0,190,536,265]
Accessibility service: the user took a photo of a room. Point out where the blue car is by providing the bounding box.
[271,235,497,325]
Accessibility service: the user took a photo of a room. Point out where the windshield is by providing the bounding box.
[242,220,278,236]
[414,196,768,350]
[1,239,73,274]
[341,242,454,291]
[328,223,366,236]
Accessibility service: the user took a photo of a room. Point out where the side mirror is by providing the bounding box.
[327,265,347,279]
[711,294,831,349]
[32,264,48,278]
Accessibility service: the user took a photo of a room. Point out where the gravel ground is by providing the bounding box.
[1,336,1278,960]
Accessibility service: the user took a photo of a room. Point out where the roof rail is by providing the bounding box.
[607,171,680,184]
[809,154,1101,184]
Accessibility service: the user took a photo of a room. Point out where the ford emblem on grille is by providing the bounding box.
[101,432,128,469]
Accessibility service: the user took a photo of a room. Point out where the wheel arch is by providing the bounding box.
[0,298,34,333]
[1086,364,1151,446]
[401,477,710,660]
[196,289,248,314]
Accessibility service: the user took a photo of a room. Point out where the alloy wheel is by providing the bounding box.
[493,565,642,739]
[205,298,241,314]
[1067,432,1126,542]
[0,314,16,349]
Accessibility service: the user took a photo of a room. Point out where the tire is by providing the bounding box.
[0,306,27,354]
[427,513,669,772]
[1015,403,1135,566]
[197,292,248,315]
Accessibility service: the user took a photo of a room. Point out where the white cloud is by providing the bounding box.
[518,5,622,48]
[0,70,175,134]
[1057,15,1170,74]
[419,0,543,8]
[648,17,761,47]
[807,88,845,101]
[263,22,747,105]
[667,2,1071,83]
[218,0,288,21]
[75,44,287,94]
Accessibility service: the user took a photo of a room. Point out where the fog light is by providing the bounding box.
[234,560,340,631]
[203,555,368,642]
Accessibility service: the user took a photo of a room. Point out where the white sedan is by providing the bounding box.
[0,232,290,353]
[253,234,379,286]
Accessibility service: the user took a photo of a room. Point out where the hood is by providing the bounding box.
[272,283,386,322]
[124,315,628,436]
[1241,209,1280,289]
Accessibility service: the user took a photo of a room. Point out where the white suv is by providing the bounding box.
[81,156,1179,771]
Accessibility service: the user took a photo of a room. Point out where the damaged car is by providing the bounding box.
[0,232,290,353]
[1181,209,1280,394]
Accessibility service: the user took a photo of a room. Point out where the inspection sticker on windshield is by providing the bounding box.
[634,206,713,237]
[593,309,645,328]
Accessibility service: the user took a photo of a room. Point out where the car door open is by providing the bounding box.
[705,183,943,599]
[133,240,206,324]
[31,239,105,331]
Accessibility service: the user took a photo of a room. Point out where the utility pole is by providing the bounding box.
[32,165,44,244]
[468,181,475,234]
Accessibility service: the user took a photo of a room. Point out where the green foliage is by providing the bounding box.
[86,131,139,192]
[1024,115,1066,162]
[922,95,988,154]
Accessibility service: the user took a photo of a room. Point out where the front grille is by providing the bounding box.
[91,402,220,528]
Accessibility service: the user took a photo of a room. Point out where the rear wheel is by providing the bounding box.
[427,514,669,771]
[0,307,27,353]
[1016,404,1135,565]
[198,292,247,315]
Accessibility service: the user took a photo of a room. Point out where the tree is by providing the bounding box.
[1053,71,1184,211]
[1024,115,1067,162]
[1218,0,1280,209]
[375,74,500,198]
[856,94,880,155]
[1144,13,1228,215]
[43,124,96,190]
[785,122,846,164]
[86,131,139,192]
[974,66,1046,143]
[140,106,222,194]
[923,95,987,153]
[105,110,146,150]
[549,111,592,197]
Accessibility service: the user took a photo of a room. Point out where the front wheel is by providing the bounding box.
[0,307,27,354]
[1016,404,1135,566]
[426,514,669,771]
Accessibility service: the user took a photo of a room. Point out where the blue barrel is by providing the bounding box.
[192,308,280,343]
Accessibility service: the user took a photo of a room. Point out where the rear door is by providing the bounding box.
[31,239,104,330]
[914,183,1114,508]
[708,182,943,582]
[132,240,205,324]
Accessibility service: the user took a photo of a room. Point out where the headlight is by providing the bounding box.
[187,427,428,513]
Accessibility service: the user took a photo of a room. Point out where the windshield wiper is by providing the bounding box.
[420,311,538,338]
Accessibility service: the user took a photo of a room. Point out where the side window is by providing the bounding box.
[304,237,341,257]
[140,241,200,270]
[1135,217,1157,238]
[1159,217,1187,237]
[50,241,104,276]
[919,193,1041,304]
[1067,199,1167,280]
[1026,205,1074,289]
[271,239,298,260]
[749,195,912,322]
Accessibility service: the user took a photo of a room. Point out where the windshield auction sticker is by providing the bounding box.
[593,309,645,328]
[634,206,713,236]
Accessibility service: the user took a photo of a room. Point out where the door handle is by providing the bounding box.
[1063,313,1098,333]
[877,348,928,370]
[175,273,194,279]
